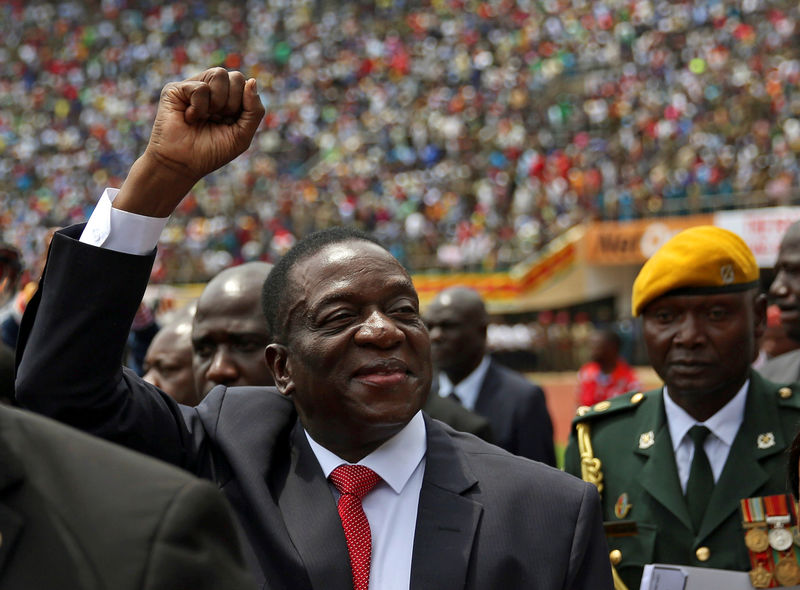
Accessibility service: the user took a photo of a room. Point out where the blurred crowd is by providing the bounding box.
[2,0,800,282]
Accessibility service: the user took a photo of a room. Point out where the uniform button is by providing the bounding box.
[594,400,611,412]
[779,387,793,399]
[609,549,622,565]
[576,405,591,417]
[631,392,644,404]
[696,546,710,561]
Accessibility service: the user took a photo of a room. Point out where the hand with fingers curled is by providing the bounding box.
[114,67,266,218]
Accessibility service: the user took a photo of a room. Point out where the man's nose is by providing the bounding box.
[354,311,405,348]
[205,348,239,383]
[674,314,705,346]
[770,271,790,298]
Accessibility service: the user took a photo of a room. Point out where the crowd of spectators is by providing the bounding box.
[2,0,800,283]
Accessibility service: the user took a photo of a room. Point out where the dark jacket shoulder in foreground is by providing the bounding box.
[0,404,253,590]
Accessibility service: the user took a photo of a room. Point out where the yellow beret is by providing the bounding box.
[632,225,758,316]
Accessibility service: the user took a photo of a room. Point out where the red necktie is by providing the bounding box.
[329,465,382,590]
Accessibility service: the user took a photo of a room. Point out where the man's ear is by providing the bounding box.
[265,343,294,396]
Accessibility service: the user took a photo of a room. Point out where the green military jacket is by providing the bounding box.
[564,370,800,590]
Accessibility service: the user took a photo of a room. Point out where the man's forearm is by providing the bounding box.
[15,227,192,466]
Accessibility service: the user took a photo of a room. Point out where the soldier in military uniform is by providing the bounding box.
[565,226,800,590]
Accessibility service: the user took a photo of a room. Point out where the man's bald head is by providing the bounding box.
[424,287,489,385]
[192,262,274,396]
[432,287,490,326]
[199,262,273,310]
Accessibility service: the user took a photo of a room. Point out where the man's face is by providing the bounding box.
[770,232,800,340]
[269,240,431,455]
[642,291,763,403]
[143,325,198,406]
[192,292,273,396]
[589,332,620,368]
[424,298,485,376]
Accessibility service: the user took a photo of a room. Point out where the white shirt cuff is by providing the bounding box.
[79,188,169,255]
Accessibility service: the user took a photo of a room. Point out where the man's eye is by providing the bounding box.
[233,341,264,353]
[194,343,214,357]
[328,312,353,322]
[707,308,727,321]
[319,311,356,329]
[784,265,800,276]
[159,364,180,377]
[654,310,674,322]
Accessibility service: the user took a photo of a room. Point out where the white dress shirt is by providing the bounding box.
[80,190,428,589]
[306,411,426,590]
[664,380,748,493]
[437,355,490,411]
[80,188,168,254]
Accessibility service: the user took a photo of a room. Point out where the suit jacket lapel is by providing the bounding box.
[410,416,482,590]
[473,361,497,416]
[698,374,784,539]
[278,424,352,590]
[634,391,693,531]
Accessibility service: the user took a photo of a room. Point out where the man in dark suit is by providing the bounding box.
[424,286,556,465]
[0,404,253,589]
[565,226,800,590]
[16,67,612,590]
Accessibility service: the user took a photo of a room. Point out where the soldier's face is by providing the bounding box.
[642,290,764,404]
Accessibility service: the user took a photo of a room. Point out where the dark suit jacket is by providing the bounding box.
[564,375,800,590]
[432,360,556,466]
[0,342,13,403]
[0,404,253,590]
[759,348,800,384]
[422,393,494,443]
[16,226,613,590]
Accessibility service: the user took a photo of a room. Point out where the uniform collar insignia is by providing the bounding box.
[639,431,655,449]
[757,432,776,450]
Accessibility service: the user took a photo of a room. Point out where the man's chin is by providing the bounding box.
[665,375,718,398]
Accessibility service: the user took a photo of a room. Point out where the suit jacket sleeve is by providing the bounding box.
[15,225,198,469]
[517,383,556,466]
[143,479,256,590]
[566,482,614,590]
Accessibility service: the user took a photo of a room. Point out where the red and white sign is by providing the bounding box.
[714,207,800,267]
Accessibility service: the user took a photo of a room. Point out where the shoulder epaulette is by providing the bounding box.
[573,389,658,423]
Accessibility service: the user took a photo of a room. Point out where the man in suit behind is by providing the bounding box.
[16,67,611,590]
[565,226,800,590]
[191,261,274,397]
[0,404,253,589]
[424,286,556,465]
[761,220,800,382]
